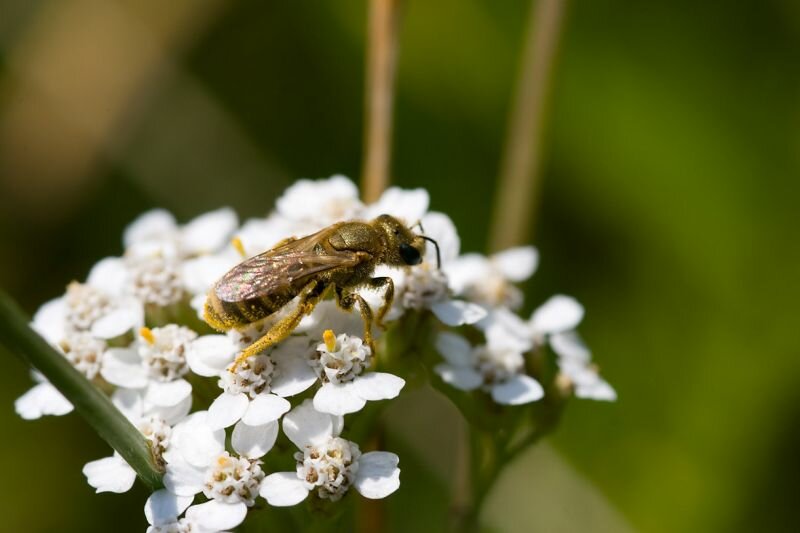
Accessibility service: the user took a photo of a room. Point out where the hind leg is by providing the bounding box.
[230,280,326,371]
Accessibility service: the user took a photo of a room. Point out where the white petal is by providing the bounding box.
[232,420,279,459]
[82,454,137,493]
[185,500,247,531]
[435,332,473,367]
[260,472,309,507]
[145,380,192,407]
[86,257,129,296]
[491,374,544,405]
[550,331,591,362]
[186,335,238,377]
[163,455,206,496]
[421,211,460,263]
[15,381,73,419]
[481,308,534,353]
[282,399,335,449]
[124,209,176,248]
[146,394,193,426]
[575,378,617,401]
[111,388,143,421]
[443,254,490,294]
[182,254,237,295]
[530,295,585,335]
[31,297,65,343]
[366,187,429,223]
[270,344,319,397]
[181,207,238,256]
[207,392,249,429]
[492,246,539,282]
[434,364,483,391]
[171,412,226,467]
[352,372,405,401]
[431,299,487,326]
[91,298,143,339]
[241,394,291,426]
[145,489,193,526]
[100,348,148,388]
[313,382,367,415]
[354,451,400,499]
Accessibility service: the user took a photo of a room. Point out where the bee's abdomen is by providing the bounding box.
[204,291,287,331]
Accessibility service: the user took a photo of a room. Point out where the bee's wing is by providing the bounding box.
[213,247,362,302]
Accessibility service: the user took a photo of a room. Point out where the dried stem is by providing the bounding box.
[361,0,403,203]
[489,0,569,251]
[0,290,163,489]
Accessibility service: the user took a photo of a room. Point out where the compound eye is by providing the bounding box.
[399,243,422,265]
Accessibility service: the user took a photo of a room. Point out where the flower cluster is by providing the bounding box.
[14,175,614,532]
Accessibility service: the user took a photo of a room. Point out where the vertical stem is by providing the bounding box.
[361,0,403,203]
[489,0,569,251]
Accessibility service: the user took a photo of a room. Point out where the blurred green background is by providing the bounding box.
[1,0,799,531]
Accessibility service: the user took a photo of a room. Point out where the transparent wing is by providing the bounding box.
[213,240,361,302]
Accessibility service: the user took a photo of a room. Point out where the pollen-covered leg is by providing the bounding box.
[367,277,394,330]
[336,287,376,355]
[230,281,325,371]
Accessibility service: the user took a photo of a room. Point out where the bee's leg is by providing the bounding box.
[231,281,326,371]
[367,277,394,330]
[335,286,376,355]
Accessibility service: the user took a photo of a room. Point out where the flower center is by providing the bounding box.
[294,437,361,501]
[58,332,105,380]
[464,274,523,310]
[220,354,273,398]
[203,452,265,506]
[138,325,196,382]
[400,265,449,310]
[64,282,112,331]
[311,331,371,384]
[474,345,524,386]
[138,415,172,463]
[126,252,183,306]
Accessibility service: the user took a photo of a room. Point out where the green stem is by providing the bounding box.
[0,290,163,489]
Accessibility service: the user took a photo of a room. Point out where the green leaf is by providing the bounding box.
[0,290,163,489]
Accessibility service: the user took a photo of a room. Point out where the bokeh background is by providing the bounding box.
[1,0,799,531]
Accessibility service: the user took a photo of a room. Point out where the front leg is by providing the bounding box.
[367,276,394,330]
[335,286,376,355]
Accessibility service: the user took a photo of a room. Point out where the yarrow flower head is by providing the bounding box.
[13,175,614,533]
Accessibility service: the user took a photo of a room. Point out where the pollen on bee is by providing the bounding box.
[231,236,246,258]
[323,329,337,352]
[139,327,155,345]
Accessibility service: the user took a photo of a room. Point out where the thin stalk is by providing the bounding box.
[361,0,403,203]
[489,0,569,251]
[0,290,163,489]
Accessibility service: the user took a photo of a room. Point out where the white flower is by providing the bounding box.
[434,330,544,405]
[445,246,538,310]
[362,186,430,224]
[124,207,239,259]
[15,330,111,421]
[310,330,405,416]
[145,489,247,533]
[529,296,616,401]
[162,411,275,525]
[260,400,400,506]
[191,325,317,431]
[32,261,143,343]
[14,371,72,419]
[275,175,364,232]
[83,391,190,494]
[100,326,195,416]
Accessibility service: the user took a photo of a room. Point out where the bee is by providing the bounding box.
[204,214,440,371]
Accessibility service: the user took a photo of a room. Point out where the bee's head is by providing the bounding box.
[374,214,429,267]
